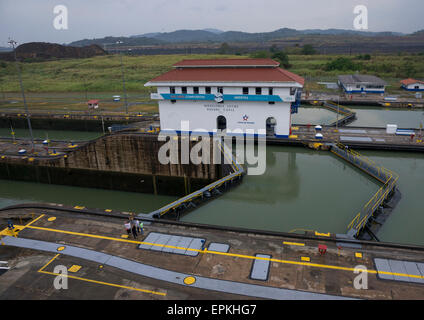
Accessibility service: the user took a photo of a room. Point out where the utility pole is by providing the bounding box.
[120,53,128,114]
[8,38,34,152]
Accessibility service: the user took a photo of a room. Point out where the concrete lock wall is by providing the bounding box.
[0,134,221,196]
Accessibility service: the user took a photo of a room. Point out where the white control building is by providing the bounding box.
[145,59,304,137]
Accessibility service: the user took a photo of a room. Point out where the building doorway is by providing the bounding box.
[217,115,227,131]
[266,117,276,136]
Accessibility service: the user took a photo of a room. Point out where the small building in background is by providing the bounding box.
[338,74,387,94]
[400,79,424,92]
[87,99,99,109]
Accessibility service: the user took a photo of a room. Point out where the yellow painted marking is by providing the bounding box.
[39,270,166,296]
[0,228,18,237]
[15,213,46,234]
[68,265,82,273]
[291,127,299,131]
[74,206,85,210]
[105,209,112,213]
[301,257,310,262]
[1,156,5,159]
[48,217,56,222]
[355,252,363,258]
[21,224,424,280]
[289,135,298,139]
[184,276,196,285]
[283,241,305,247]
[57,246,66,251]
[315,231,330,237]
[68,144,78,148]
[38,254,60,272]
[121,234,129,239]
[37,254,165,296]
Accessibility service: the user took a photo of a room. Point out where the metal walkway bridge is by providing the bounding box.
[330,143,399,239]
[145,139,244,219]
[322,101,357,127]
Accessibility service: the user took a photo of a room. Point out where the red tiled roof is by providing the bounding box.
[401,78,424,85]
[148,67,304,85]
[173,58,280,67]
[87,99,99,104]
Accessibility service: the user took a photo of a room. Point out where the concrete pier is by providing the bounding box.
[0,208,423,300]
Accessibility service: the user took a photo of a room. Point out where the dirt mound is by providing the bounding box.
[0,42,106,61]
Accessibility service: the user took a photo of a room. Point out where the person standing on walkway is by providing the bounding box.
[7,219,14,230]
[131,220,138,239]
[124,220,131,237]
[134,219,141,233]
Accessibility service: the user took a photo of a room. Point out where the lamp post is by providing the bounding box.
[8,38,34,152]
[116,41,128,114]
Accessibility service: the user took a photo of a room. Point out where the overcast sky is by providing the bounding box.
[0,0,423,47]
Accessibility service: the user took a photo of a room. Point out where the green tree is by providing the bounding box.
[325,57,361,71]
[301,44,316,55]
[271,51,291,68]
[218,42,231,54]
[402,61,417,78]
[249,51,270,59]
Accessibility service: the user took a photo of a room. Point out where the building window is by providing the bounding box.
[205,87,211,94]
[218,87,224,94]
[182,87,187,94]
[255,87,262,95]
[193,87,199,94]
[170,87,175,94]
[243,87,249,95]
[268,88,273,95]
[290,88,296,95]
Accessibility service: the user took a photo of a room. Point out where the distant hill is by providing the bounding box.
[128,27,406,44]
[63,27,423,55]
[0,42,106,61]
[69,36,164,47]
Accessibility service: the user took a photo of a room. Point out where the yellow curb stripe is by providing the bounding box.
[20,224,424,280]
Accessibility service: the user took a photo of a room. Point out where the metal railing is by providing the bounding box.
[147,138,244,219]
[331,143,399,238]
[322,101,356,127]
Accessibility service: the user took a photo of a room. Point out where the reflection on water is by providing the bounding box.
[182,146,380,234]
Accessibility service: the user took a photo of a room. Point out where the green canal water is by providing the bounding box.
[294,105,424,129]
[0,128,103,141]
[0,179,177,214]
[181,146,381,236]
[0,123,423,246]
[347,106,424,129]
[361,151,424,246]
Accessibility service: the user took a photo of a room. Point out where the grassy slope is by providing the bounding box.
[0,53,423,94]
